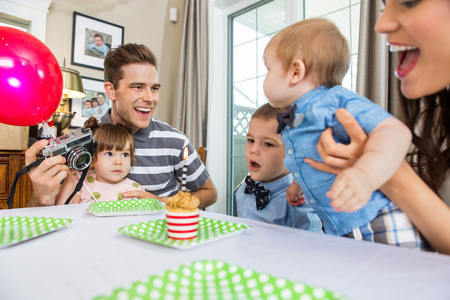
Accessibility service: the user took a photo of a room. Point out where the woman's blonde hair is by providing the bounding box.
[265,18,350,87]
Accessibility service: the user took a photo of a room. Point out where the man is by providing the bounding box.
[25,43,217,209]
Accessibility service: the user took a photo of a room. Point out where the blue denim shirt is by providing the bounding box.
[281,85,393,236]
[236,173,323,232]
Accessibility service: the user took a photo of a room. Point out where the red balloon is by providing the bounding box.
[0,26,63,126]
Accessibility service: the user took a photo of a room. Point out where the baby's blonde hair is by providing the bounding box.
[265,18,350,87]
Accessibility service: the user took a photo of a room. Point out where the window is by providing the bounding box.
[0,15,30,32]
[304,0,361,91]
[227,0,286,215]
[210,0,360,215]
[0,1,51,42]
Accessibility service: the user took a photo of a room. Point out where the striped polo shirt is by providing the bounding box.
[100,111,209,197]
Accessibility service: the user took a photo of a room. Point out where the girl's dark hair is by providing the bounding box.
[402,88,450,193]
[83,117,136,165]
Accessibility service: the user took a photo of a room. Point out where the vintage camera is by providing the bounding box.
[42,128,97,171]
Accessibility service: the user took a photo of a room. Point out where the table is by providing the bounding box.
[0,203,449,300]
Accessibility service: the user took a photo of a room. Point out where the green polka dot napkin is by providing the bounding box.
[87,199,165,216]
[0,216,72,248]
[93,260,350,300]
[119,218,252,249]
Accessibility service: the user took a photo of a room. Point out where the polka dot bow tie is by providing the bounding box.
[276,104,298,134]
[244,175,270,210]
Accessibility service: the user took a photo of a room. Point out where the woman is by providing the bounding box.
[306,0,450,254]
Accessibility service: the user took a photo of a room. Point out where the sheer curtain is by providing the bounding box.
[357,0,403,120]
[172,0,209,149]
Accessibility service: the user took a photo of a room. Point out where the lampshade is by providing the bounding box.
[61,67,85,98]
[52,66,86,131]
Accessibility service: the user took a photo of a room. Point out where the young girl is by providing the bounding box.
[56,117,145,204]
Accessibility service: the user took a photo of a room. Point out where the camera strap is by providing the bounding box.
[7,158,45,209]
[64,140,97,205]
[64,167,89,205]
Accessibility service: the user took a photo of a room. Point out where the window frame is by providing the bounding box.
[209,0,359,215]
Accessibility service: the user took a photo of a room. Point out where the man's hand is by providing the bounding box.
[26,140,70,207]
[123,178,218,210]
[122,190,169,203]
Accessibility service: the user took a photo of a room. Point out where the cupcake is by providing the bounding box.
[165,191,200,240]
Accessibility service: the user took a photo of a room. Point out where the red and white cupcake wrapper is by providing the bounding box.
[165,210,200,240]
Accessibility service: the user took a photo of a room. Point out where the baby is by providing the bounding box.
[263,18,430,250]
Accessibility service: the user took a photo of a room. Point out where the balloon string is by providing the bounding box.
[77,173,98,203]
[42,121,55,138]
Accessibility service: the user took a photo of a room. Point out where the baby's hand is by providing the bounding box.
[327,166,373,212]
[286,181,306,206]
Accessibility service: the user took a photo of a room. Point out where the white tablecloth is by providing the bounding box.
[0,203,449,300]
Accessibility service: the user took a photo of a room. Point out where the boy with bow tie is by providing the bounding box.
[235,103,322,232]
[263,18,431,250]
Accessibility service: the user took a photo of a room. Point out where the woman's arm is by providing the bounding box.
[307,108,450,254]
[381,161,450,254]
[327,117,412,212]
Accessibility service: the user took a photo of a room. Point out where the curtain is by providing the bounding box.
[172,0,209,149]
[356,0,403,120]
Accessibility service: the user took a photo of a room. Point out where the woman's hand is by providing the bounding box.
[305,108,368,174]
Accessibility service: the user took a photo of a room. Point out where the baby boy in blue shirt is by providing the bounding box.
[263,18,431,250]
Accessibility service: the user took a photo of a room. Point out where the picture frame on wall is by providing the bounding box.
[71,11,124,70]
[70,76,111,128]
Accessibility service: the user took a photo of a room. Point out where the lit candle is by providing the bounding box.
[181,147,188,192]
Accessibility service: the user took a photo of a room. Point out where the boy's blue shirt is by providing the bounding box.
[281,85,393,236]
[86,43,109,57]
[236,173,323,232]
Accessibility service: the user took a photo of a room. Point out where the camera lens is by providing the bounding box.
[66,146,92,170]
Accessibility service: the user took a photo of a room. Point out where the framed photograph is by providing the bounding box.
[70,76,111,128]
[71,11,124,70]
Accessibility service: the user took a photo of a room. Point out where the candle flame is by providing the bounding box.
[183,147,189,161]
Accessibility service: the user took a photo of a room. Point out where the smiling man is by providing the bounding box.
[100,43,217,209]
[25,43,216,209]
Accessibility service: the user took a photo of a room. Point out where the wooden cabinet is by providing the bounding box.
[0,151,31,209]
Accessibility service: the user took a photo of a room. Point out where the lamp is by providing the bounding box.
[52,59,86,130]
[59,63,86,108]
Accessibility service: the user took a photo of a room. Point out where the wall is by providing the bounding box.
[45,0,185,125]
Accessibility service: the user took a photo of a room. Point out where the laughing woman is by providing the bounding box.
[306,0,450,254]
